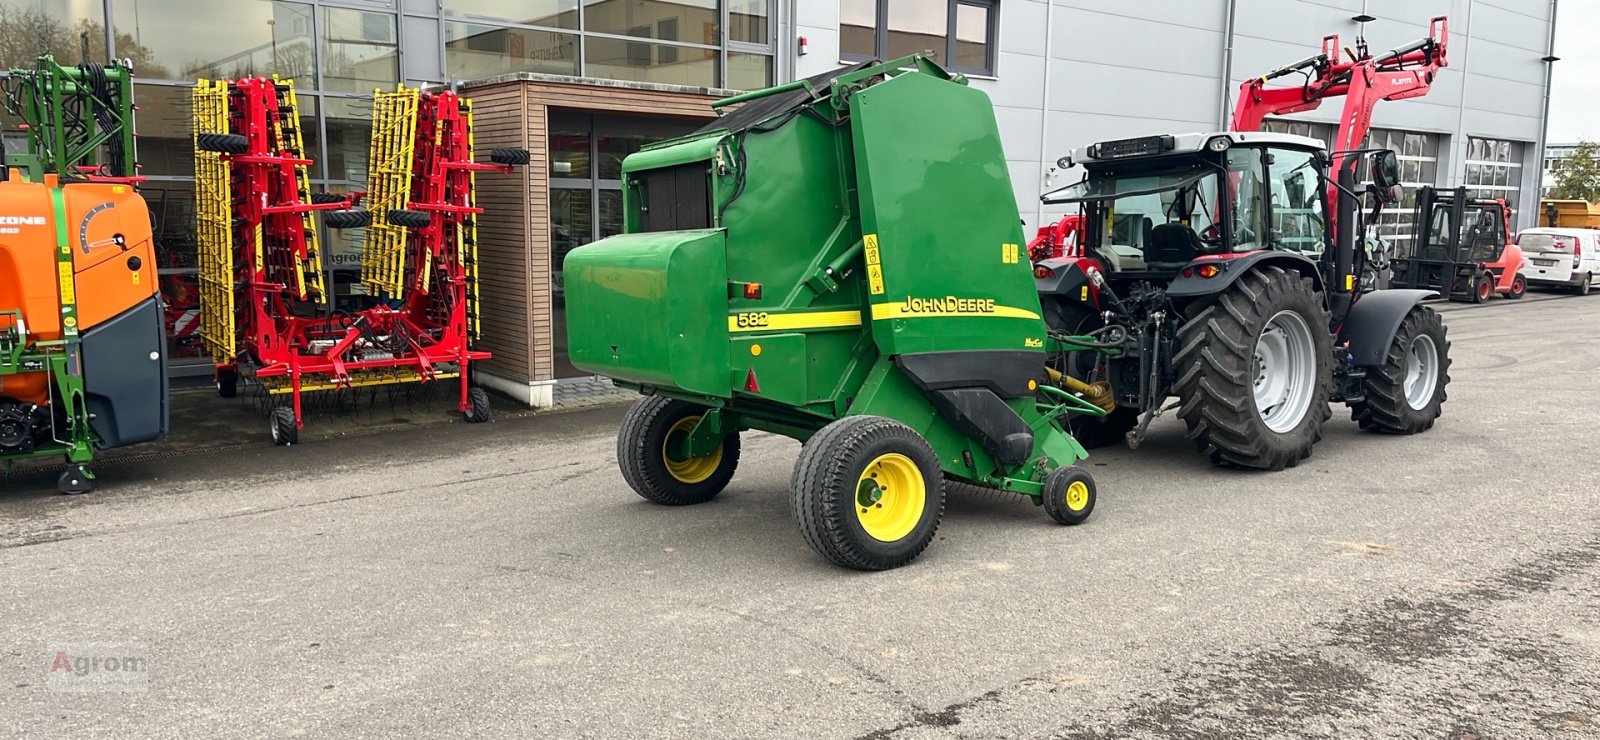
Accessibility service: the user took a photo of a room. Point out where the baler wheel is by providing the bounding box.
[270,407,299,446]
[57,464,94,495]
[1349,306,1450,434]
[618,397,740,506]
[489,148,531,166]
[196,133,248,154]
[464,387,491,423]
[790,415,944,570]
[1041,465,1096,525]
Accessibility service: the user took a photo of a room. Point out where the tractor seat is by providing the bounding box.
[1147,223,1204,267]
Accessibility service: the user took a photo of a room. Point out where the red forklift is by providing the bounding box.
[1390,187,1526,302]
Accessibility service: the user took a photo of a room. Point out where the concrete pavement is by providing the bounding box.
[2,291,1597,738]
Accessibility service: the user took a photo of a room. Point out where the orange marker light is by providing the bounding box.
[743,282,763,299]
[1197,264,1221,279]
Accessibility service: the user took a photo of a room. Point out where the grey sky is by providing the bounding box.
[1548,0,1599,143]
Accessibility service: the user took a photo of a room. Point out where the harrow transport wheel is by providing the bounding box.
[1173,266,1333,471]
[1349,306,1451,434]
[57,464,94,495]
[1506,273,1527,300]
[216,368,238,398]
[1043,299,1138,448]
[323,209,370,229]
[617,397,740,506]
[310,192,345,204]
[387,209,431,228]
[196,132,248,154]
[1041,465,1096,525]
[463,387,491,423]
[489,147,531,166]
[790,415,944,570]
[270,407,299,446]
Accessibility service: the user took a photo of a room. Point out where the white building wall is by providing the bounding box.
[789,0,1556,232]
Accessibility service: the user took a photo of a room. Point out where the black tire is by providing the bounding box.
[1576,274,1593,296]
[1040,465,1096,525]
[489,147,530,166]
[1173,266,1333,471]
[196,133,248,154]
[310,192,346,205]
[270,407,299,446]
[1506,273,1526,300]
[790,415,944,570]
[387,209,431,228]
[57,464,94,495]
[216,368,238,398]
[1350,306,1451,434]
[1042,298,1138,448]
[617,397,740,506]
[463,387,491,423]
[323,209,371,229]
[1472,272,1492,303]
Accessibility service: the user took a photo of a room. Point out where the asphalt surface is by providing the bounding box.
[3,290,1598,738]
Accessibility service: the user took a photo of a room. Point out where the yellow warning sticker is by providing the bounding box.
[57,262,76,304]
[867,264,885,295]
[863,233,881,266]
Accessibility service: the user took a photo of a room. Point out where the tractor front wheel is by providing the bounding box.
[1041,465,1096,525]
[790,415,944,570]
[1173,266,1333,471]
[617,397,740,506]
[1349,306,1451,434]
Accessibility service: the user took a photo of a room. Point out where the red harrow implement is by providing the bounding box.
[194,79,525,444]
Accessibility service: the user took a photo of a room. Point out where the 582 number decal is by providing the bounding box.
[734,312,770,328]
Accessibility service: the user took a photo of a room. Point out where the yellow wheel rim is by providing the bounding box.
[854,453,926,543]
[1066,480,1090,512]
[662,416,723,484]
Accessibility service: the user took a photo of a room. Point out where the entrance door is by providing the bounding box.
[548,111,700,378]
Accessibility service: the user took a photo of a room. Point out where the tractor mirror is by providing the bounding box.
[1371,150,1401,192]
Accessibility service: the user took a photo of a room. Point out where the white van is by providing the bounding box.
[1518,228,1600,295]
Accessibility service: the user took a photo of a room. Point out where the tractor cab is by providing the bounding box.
[1042,132,1331,279]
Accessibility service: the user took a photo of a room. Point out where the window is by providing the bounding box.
[1464,136,1526,214]
[441,2,773,91]
[321,8,398,94]
[839,0,998,76]
[0,0,107,68]
[1266,147,1327,256]
[110,0,313,81]
[1359,128,1440,251]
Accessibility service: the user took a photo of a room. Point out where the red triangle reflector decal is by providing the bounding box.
[744,368,761,393]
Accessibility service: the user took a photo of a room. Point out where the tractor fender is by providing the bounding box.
[1341,289,1439,367]
[1033,257,1093,296]
[1165,251,1325,299]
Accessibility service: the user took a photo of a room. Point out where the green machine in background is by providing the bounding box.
[565,57,1112,569]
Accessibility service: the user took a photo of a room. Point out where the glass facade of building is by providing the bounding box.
[0,0,771,373]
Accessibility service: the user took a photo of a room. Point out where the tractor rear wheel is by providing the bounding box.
[1350,306,1451,434]
[1173,266,1333,471]
[1040,465,1096,525]
[1507,273,1527,300]
[617,397,740,506]
[1042,299,1138,448]
[790,415,944,570]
